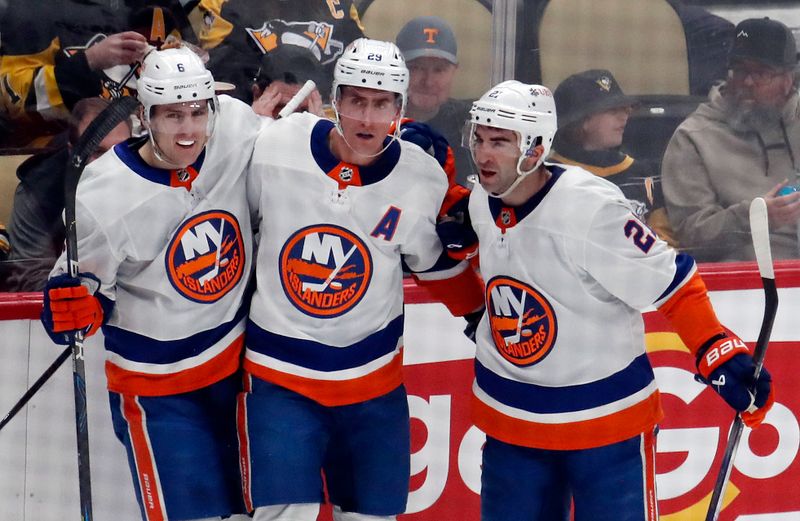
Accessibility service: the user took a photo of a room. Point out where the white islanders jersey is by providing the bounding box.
[52,95,262,396]
[246,113,472,406]
[470,163,696,450]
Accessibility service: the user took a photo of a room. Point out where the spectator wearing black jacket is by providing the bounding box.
[3,97,131,292]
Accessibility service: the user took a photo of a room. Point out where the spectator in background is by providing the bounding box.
[396,16,475,187]
[551,69,677,246]
[666,0,735,96]
[194,0,364,104]
[249,45,325,119]
[662,17,800,261]
[0,1,191,148]
[3,98,132,292]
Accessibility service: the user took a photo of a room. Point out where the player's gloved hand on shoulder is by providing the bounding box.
[462,307,484,343]
[695,334,774,428]
[42,273,105,345]
[436,196,478,260]
[399,120,450,167]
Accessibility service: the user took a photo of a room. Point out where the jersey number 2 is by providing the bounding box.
[624,219,655,253]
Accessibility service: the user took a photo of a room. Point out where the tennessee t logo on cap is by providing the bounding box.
[396,15,458,65]
[424,27,439,44]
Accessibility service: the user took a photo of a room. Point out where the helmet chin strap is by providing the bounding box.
[146,132,189,170]
[487,153,542,200]
[333,108,402,161]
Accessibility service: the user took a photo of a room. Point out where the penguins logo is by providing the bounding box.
[166,210,245,303]
[279,224,372,318]
[485,276,557,366]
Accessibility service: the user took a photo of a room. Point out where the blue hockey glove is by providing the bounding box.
[463,307,484,342]
[696,334,774,428]
[399,120,450,167]
[42,273,105,345]
[436,196,478,260]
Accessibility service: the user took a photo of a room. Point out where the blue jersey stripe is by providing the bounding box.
[103,305,246,364]
[246,314,403,372]
[475,352,656,415]
[655,252,696,302]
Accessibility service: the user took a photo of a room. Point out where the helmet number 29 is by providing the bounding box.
[367,53,383,62]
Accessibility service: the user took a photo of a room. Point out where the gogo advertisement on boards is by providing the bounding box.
[0,264,798,521]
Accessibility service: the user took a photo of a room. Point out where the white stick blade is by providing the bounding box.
[278,80,317,119]
[749,197,774,280]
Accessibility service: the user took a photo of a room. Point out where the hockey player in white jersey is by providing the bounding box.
[41,46,263,521]
[440,80,775,520]
[241,38,484,521]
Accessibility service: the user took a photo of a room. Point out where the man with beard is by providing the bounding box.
[662,17,800,261]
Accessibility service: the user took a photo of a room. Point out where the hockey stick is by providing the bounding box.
[0,96,140,441]
[705,197,778,521]
[0,346,71,431]
[278,79,316,119]
[302,243,356,293]
[64,95,140,521]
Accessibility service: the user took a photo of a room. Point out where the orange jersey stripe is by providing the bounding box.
[243,350,404,407]
[105,335,244,396]
[236,376,253,513]
[414,266,484,316]
[121,396,167,521]
[642,428,659,520]
[472,391,664,451]
[657,272,725,355]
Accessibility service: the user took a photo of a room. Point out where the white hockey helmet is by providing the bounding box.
[332,38,409,114]
[136,46,217,132]
[136,45,218,168]
[465,81,557,197]
[468,80,557,159]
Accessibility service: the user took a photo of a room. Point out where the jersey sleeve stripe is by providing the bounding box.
[653,252,696,306]
[414,262,484,316]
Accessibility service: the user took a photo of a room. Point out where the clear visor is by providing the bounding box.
[147,98,217,139]
[334,88,403,125]
[146,99,217,169]
[461,121,525,163]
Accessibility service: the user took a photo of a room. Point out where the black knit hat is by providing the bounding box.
[730,17,798,69]
[554,69,636,128]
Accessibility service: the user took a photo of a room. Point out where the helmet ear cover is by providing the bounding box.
[467,80,557,160]
[465,81,557,198]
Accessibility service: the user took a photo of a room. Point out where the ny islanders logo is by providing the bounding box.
[166,210,245,303]
[486,276,557,366]
[279,224,372,318]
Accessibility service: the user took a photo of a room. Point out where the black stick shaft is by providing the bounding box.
[705,198,777,521]
[0,346,71,431]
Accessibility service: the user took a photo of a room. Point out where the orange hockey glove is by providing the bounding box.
[42,273,105,345]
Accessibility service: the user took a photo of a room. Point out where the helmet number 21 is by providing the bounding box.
[624,219,656,253]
